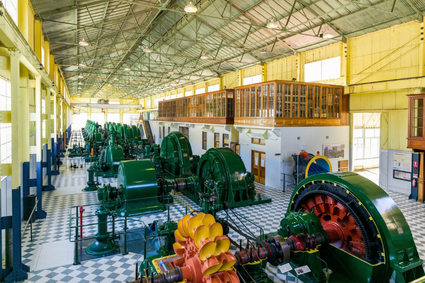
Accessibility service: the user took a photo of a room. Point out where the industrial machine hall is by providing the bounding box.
[4,0,425,283]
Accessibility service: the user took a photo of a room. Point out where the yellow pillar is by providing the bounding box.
[20,65,30,163]
[35,76,43,161]
[43,41,49,68]
[219,77,223,90]
[42,88,47,146]
[297,53,302,81]
[45,88,52,149]
[420,20,425,76]
[34,20,42,61]
[238,70,243,86]
[52,91,58,140]
[345,41,350,85]
[18,0,29,41]
[49,54,54,78]
[10,49,20,189]
[262,63,267,82]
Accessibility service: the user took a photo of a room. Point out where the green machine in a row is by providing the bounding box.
[86,132,272,255]
[86,158,173,255]
[129,172,425,283]
[258,172,425,282]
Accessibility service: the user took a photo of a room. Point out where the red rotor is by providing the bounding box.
[301,194,366,259]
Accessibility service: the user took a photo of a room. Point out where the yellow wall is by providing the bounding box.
[266,56,297,81]
[348,21,421,85]
[240,65,262,78]
[221,72,239,89]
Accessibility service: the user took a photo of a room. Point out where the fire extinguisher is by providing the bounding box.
[413,178,417,188]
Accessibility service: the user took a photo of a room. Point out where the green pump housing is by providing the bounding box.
[87,159,174,256]
[153,132,271,213]
[98,159,171,216]
[268,172,425,283]
[160,132,199,177]
[193,147,271,211]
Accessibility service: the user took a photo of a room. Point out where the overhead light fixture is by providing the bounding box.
[168,71,174,75]
[78,82,83,85]
[79,38,89,46]
[108,84,112,86]
[78,75,83,78]
[266,20,279,29]
[114,77,118,80]
[79,62,86,67]
[124,66,131,71]
[78,87,82,89]
[323,32,334,39]
[143,46,152,53]
[200,54,208,59]
[184,1,197,13]
[77,93,81,96]
[196,36,201,41]
[260,50,267,54]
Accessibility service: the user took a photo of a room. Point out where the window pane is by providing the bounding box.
[304,61,321,82]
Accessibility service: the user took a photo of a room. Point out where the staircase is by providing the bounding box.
[138,112,155,144]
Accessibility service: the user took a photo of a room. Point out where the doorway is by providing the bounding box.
[353,113,380,184]
[252,150,265,184]
[179,127,189,139]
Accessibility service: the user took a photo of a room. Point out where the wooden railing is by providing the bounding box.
[158,89,235,124]
[158,80,348,127]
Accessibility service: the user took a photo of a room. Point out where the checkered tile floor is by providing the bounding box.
[21,136,425,283]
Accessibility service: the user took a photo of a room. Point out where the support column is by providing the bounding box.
[5,49,29,283]
[52,90,59,175]
[238,70,242,87]
[43,88,54,191]
[35,76,46,219]
[420,20,425,77]
[17,0,29,41]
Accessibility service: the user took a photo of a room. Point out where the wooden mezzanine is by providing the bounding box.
[158,80,348,127]
[235,80,348,127]
[158,89,234,124]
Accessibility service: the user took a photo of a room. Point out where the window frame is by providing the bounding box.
[214,133,220,148]
[251,137,266,145]
[202,131,208,150]
[222,133,229,147]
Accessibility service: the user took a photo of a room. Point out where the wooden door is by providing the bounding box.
[252,150,266,184]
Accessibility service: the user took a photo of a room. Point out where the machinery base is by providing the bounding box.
[85,239,119,256]
[4,264,29,283]
[82,183,99,191]
[42,185,56,191]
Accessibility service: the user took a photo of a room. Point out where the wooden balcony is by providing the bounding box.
[158,80,348,127]
[234,80,348,127]
[158,89,235,124]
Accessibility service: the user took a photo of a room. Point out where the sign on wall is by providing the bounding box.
[323,144,345,159]
[393,152,411,172]
[392,152,412,182]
